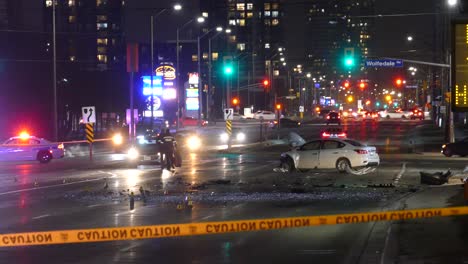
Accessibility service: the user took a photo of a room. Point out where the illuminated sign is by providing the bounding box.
[146,96,161,111]
[163,81,174,86]
[186,98,199,110]
[143,110,164,118]
[452,21,468,112]
[162,88,176,100]
[186,88,199,98]
[189,73,199,85]
[142,76,163,96]
[156,65,176,80]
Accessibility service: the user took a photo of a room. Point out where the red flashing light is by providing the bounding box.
[322,132,331,138]
[343,81,350,88]
[263,79,270,86]
[19,131,30,140]
[359,82,366,89]
[354,149,368,154]
[338,133,347,138]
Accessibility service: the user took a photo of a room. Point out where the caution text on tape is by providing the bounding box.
[2,206,468,247]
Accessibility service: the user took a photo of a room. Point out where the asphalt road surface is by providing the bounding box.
[0,119,467,263]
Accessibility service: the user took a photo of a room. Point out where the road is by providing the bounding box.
[0,119,466,263]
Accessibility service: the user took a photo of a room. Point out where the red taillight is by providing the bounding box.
[354,149,368,154]
[322,132,330,137]
[418,112,422,116]
[274,121,278,124]
[49,150,53,154]
[326,116,330,119]
[338,133,347,138]
[58,143,64,149]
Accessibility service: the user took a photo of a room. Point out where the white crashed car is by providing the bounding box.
[0,135,65,163]
[280,138,379,173]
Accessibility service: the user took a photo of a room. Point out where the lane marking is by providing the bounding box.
[393,163,406,185]
[32,214,50,220]
[0,177,104,196]
[98,171,117,178]
[87,204,102,208]
[201,215,215,220]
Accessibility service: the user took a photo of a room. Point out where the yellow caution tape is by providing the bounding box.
[2,205,468,247]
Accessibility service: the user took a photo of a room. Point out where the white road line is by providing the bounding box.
[32,214,50,220]
[120,242,144,252]
[87,204,101,208]
[393,163,407,185]
[0,177,104,196]
[201,215,215,220]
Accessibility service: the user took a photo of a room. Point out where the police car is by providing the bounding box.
[0,132,65,163]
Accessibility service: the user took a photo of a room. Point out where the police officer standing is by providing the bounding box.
[158,128,176,170]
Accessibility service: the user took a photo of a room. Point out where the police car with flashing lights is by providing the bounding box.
[0,133,65,163]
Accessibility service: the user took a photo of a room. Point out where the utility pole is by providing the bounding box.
[52,0,57,141]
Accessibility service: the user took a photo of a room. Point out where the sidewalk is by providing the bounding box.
[385,185,468,263]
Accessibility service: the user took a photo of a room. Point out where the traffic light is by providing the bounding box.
[343,81,350,88]
[263,79,270,87]
[276,103,282,110]
[223,64,234,75]
[347,95,354,103]
[359,82,366,90]
[344,57,355,67]
[232,97,239,106]
[385,95,392,102]
[343,47,355,69]
[394,78,405,87]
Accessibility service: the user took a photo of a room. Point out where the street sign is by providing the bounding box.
[299,106,304,113]
[81,106,96,124]
[224,108,234,120]
[365,59,403,68]
[405,85,418,89]
[85,123,94,143]
[452,21,468,112]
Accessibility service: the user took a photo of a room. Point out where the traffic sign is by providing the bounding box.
[81,106,96,124]
[452,21,468,112]
[224,108,234,120]
[365,59,403,68]
[85,123,94,143]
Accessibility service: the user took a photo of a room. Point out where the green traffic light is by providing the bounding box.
[344,57,354,67]
[224,65,233,75]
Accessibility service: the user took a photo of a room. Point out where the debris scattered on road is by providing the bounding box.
[367,183,395,188]
[345,166,377,175]
[420,170,452,185]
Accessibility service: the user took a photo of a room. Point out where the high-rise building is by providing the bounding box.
[43,0,125,71]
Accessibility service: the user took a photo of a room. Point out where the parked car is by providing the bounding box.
[326,111,341,125]
[441,138,468,157]
[0,133,64,163]
[280,138,379,173]
[253,110,276,120]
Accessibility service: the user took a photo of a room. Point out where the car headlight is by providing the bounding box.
[442,144,446,149]
[127,147,139,160]
[236,132,246,141]
[136,135,146,144]
[220,133,229,142]
[112,134,123,145]
[187,135,201,151]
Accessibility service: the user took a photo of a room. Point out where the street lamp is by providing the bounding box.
[150,5,181,126]
[176,16,204,129]
[407,35,413,42]
[447,0,458,6]
[208,27,229,120]
[197,26,225,126]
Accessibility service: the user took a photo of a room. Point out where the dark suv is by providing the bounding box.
[326,111,341,125]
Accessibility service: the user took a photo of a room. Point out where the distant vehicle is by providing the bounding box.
[441,138,468,157]
[319,109,332,118]
[379,109,411,119]
[341,109,358,119]
[0,133,64,163]
[269,118,301,128]
[253,110,276,120]
[410,109,424,120]
[233,113,246,120]
[180,116,208,127]
[326,111,341,125]
[280,138,379,173]
[363,110,379,121]
[321,127,347,138]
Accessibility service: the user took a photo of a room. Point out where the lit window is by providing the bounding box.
[265,43,270,49]
[69,56,76,62]
[264,11,270,16]
[97,38,108,45]
[240,12,245,18]
[272,11,279,17]
[272,3,279,9]
[264,3,270,10]
[46,0,52,7]
[212,52,219,61]
[229,35,236,42]
[247,12,253,18]
[247,3,253,10]
[68,16,76,23]
[236,3,245,11]
[97,46,107,54]
[97,23,108,30]
[192,55,198,62]
[238,19,245,26]
[96,0,106,6]
[68,0,75,6]
[237,43,246,51]
[97,15,107,22]
[97,55,107,63]
[229,19,236,25]
[202,12,208,17]
[272,19,279,26]
[202,53,208,60]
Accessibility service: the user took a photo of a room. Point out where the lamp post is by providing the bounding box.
[197,26,223,126]
[208,28,229,120]
[52,0,57,141]
[150,4,181,127]
[176,16,204,129]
